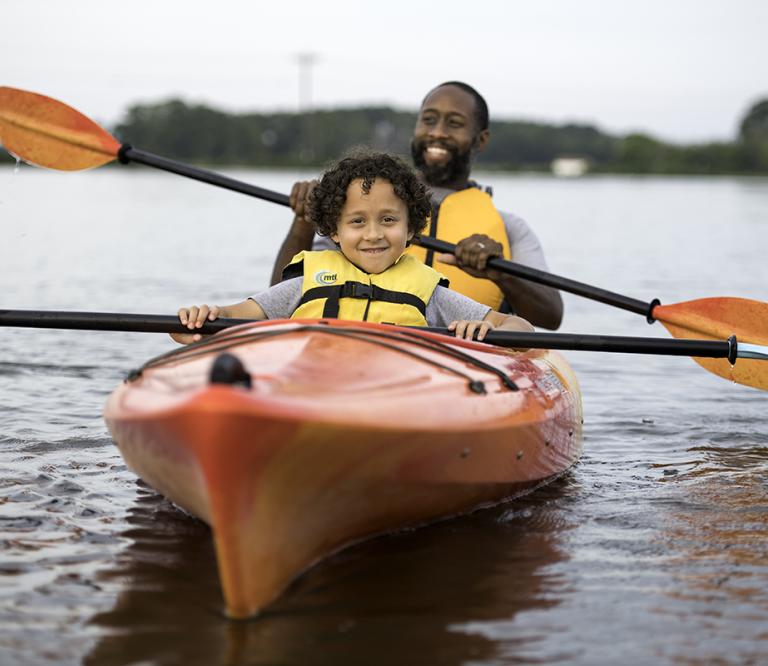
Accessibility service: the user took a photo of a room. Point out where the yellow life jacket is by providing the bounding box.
[406,187,511,310]
[284,250,449,327]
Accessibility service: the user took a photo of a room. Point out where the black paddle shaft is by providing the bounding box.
[116,145,658,320]
[473,329,737,362]
[0,309,737,362]
[414,237,659,321]
[117,146,291,206]
[0,309,247,334]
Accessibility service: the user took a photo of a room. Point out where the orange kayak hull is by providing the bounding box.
[104,320,583,618]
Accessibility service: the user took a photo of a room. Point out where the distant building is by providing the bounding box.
[550,156,589,177]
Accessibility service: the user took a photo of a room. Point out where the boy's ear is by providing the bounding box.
[331,231,339,244]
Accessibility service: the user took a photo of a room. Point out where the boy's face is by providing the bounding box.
[331,178,412,275]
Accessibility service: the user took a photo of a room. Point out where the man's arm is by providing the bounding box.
[269,180,317,285]
[270,214,315,285]
[494,272,563,330]
[494,210,563,328]
[438,232,564,330]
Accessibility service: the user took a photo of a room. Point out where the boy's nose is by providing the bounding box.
[363,224,383,240]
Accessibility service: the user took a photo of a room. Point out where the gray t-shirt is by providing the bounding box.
[311,184,550,270]
[252,277,490,327]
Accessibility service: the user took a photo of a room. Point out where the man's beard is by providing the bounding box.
[410,139,472,187]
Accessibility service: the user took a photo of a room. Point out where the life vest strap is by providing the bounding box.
[299,281,428,320]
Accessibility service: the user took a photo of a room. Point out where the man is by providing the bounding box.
[270,81,563,330]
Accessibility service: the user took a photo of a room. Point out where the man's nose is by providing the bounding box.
[427,119,448,138]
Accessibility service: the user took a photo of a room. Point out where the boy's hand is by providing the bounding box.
[448,319,494,341]
[170,304,221,344]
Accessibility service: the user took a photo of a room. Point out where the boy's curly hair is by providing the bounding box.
[307,149,431,238]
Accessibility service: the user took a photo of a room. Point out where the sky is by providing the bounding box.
[3,0,766,143]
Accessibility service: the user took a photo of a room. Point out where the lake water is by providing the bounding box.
[1,166,766,665]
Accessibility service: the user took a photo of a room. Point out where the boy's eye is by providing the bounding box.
[382,216,397,224]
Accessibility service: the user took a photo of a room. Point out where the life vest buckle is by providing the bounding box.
[344,282,373,299]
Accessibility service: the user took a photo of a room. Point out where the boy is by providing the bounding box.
[174,151,533,344]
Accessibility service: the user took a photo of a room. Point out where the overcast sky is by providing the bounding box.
[4,0,766,143]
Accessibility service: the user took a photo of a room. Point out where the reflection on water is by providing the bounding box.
[648,450,768,665]
[660,444,768,601]
[1,170,767,664]
[84,478,573,666]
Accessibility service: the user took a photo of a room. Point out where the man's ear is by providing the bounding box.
[474,129,490,154]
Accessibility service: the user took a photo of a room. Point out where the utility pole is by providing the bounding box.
[296,53,318,163]
[296,52,317,112]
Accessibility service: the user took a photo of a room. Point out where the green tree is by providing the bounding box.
[739,99,768,170]
[614,134,669,173]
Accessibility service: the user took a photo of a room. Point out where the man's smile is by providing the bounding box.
[424,144,452,164]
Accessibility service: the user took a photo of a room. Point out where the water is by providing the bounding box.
[1,167,766,665]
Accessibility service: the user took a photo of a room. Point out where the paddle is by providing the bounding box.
[2,86,767,390]
[1,309,767,367]
[0,86,292,204]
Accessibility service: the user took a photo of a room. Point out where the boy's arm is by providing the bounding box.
[172,299,266,344]
[218,299,267,320]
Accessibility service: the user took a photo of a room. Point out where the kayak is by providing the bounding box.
[104,319,583,618]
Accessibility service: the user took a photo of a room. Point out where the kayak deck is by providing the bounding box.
[105,319,583,617]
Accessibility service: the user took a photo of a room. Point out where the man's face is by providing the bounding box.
[410,85,488,188]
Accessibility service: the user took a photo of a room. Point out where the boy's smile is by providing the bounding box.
[332,178,413,274]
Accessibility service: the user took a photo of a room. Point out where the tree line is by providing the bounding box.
[3,98,767,174]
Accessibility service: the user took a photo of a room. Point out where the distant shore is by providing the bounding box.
[3,98,767,175]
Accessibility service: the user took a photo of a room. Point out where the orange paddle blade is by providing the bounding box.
[654,297,768,390]
[0,86,120,170]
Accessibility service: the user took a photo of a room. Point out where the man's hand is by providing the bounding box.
[288,179,318,220]
[436,233,504,280]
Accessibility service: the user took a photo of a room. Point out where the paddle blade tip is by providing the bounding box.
[691,356,768,392]
[0,86,121,171]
